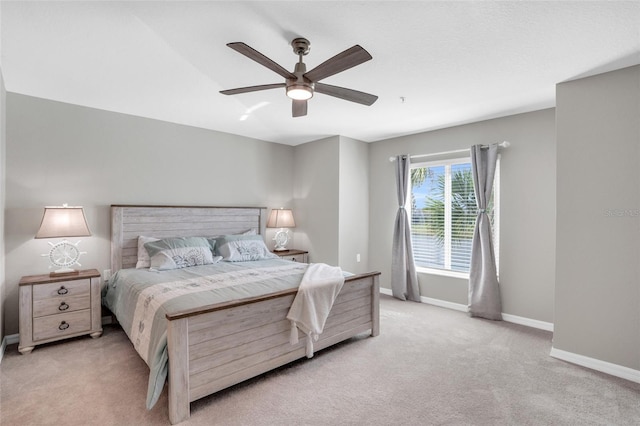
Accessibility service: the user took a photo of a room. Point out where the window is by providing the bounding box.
[410,157,499,276]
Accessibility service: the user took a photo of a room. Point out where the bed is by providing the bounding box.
[107,205,380,424]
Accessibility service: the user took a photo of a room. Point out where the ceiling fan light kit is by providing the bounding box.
[287,85,313,100]
[221,37,377,117]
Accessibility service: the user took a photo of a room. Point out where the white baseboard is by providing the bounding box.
[380,287,553,331]
[0,333,19,364]
[380,287,393,297]
[420,296,468,312]
[502,313,554,332]
[550,347,640,384]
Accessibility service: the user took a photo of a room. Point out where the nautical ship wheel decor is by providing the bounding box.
[273,229,290,251]
[42,240,86,274]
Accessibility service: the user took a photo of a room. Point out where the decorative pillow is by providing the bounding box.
[206,228,257,251]
[240,228,257,236]
[144,237,219,271]
[215,234,278,262]
[136,236,160,269]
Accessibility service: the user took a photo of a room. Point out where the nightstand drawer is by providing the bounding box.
[33,309,91,341]
[280,254,306,262]
[32,279,90,301]
[33,293,90,317]
[272,249,308,263]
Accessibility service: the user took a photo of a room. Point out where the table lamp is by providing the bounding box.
[266,208,296,251]
[35,204,91,276]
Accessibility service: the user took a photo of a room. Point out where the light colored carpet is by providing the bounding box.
[1,295,639,425]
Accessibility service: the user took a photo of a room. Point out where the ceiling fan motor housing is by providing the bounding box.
[291,37,310,56]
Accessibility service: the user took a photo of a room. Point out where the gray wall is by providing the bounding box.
[292,135,370,275]
[0,71,6,342]
[3,94,294,335]
[555,65,640,370]
[293,136,340,265]
[369,109,557,323]
[338,136,369,274]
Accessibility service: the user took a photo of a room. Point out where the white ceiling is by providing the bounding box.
[1,1,639,146]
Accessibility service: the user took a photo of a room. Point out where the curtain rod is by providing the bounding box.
[389,141,510,162]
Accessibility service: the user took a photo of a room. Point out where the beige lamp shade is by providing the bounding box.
[266,209,296,228]
[35,206,91,239]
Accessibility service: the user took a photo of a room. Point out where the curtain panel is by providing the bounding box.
[391,155,420,302]
[468,144,502,320]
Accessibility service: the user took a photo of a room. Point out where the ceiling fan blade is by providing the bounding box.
[315,82,378,106]
[304,45,372,82]
[227,42,296,80]
[220,83,285,95]
[292,99,307,117]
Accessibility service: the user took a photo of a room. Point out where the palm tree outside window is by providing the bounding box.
[410,158,499,275]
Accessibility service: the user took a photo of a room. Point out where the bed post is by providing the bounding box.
[168,317,190,424]
[371,274,380,337]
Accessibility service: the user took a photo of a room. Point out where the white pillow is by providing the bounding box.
[136,236,160,269]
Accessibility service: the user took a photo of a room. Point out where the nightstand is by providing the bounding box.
[18,269,102,354]
[273,249,308,263]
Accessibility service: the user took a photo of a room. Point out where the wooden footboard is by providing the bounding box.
[166,272,380,424]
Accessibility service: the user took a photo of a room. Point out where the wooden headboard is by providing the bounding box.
[111,205,268,272]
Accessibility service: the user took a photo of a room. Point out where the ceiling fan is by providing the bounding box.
[220,37,378,117]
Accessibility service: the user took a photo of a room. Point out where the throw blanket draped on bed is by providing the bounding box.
[287,263,345,358]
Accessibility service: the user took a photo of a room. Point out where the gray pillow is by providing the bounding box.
[215,234,278,262]
[144,237,219,271]
[206,228,256,253]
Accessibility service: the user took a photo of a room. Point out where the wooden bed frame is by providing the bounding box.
[110,205,380,424]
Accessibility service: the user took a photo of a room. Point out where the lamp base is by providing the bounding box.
[50,269,81,277]
[273,228,290,252]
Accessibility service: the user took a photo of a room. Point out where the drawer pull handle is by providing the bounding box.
[57,286,69,295]
[58,302,70,311]
[58,321,70,331]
